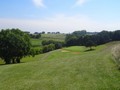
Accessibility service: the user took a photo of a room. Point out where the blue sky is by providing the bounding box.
[0,0,120,33]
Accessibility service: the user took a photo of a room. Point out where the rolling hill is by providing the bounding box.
[0,41,120,90]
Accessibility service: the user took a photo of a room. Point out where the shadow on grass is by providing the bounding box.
[0,64,6,66]
[0,62,25,66]
[84,49,95,52]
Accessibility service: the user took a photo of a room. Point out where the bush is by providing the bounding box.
[30,47,43,57]
[55,43,63,49]
[42,40,64,49]
[42,44,55,53]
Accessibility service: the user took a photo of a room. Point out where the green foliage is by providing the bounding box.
[96,31,112,45]
[0,28,31,64]
[65,30,120,47]
[65,34,78,46]
[72,30,87,37]
[42,40,64,49]
[83,35,96,50]
[29,33,41,39]
[42,44,55,53]
[112,30,120,41]
[30,47,43,57]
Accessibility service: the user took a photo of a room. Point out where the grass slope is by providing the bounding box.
[0,42,120,90]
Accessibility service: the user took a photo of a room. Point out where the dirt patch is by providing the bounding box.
[61,49,80,54]
[72,52,80,54]
[61,50,70,52]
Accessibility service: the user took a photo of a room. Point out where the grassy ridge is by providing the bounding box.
[0,42,120,90]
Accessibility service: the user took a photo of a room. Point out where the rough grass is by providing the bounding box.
[112,44,120,68]
[0,42,120,90]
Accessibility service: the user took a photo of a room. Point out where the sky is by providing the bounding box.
[0,0,120,33]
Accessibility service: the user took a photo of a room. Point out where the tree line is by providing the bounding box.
[65,30,120,49]
[25,31,61,39]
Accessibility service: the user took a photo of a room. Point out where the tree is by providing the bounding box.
[96,31,111,45]
[112,30,120,41]
[83,35,96,50]
[0,29,31,64]
[35,33,41,39]
[41,31,45,34]
[72,30,87,37]
[42,40,64,49]
[29,33,41,39]
[65,34,78,46]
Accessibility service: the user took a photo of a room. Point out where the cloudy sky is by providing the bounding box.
[0,0,120,33]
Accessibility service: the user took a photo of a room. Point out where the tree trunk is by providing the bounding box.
[12,58,15,64]
[5,59,11,64]
[90,46,92,50]
[16,58,20,63]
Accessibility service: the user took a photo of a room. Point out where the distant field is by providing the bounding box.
[0,41,120,90]
[41,34,66,41]
[31,39,42,46]
[31,34,66,47]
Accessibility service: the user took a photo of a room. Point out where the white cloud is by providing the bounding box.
[32,0,46,8]
[73,0,88,7]
[77,0,86,5]
[0,14,119,33]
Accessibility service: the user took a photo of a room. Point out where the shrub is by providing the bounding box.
[30,47,43,57]
[42,40,64,49]
[42,44,55,53]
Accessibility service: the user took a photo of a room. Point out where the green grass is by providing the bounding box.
[63,46,87,52]
[41,34,66,41]
[0,42,120,90]
[31,34,66,47]
[31,39,42,46]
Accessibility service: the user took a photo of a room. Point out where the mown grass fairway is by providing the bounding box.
[0,42,120,90]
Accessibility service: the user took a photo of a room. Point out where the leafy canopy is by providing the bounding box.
[0,29,31,64]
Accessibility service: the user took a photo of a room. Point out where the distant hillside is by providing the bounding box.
[41,34,66,41]
[31,34,66,47]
